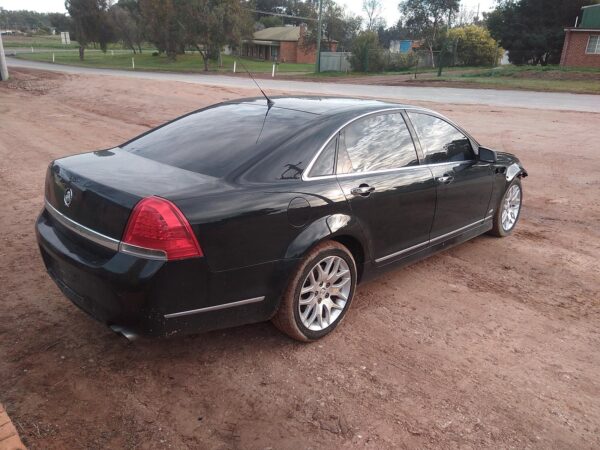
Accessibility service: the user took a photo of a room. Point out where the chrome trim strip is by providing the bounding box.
[164,296,266,319]
[45,200,120,251]
[119,242,167,261]
[306,160,472,182]
[374,240,430,263]
[429,219,485,244]
[374,217,490,264]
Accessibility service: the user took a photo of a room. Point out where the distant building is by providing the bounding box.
[389,40,414,54]
[560,3,600,68]
[241,24,337,64]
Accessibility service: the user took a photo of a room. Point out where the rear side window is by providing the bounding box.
[336,113,418,174]
[309,137,337,177]
[408,113,475,164]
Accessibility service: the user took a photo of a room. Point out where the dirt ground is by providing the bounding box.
[0,68,599,449]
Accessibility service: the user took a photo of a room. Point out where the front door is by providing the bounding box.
[407,112,494,240]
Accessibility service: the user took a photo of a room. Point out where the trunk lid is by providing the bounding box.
[45,148,225,240]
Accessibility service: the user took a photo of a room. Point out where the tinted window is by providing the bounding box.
[309,137,337,177]
[122,102,316,177]
[408,113,474,164]
[336,113,418,174]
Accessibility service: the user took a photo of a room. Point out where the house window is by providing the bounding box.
[586,35,600,54]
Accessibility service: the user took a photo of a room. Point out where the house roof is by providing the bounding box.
[253,26,302,42]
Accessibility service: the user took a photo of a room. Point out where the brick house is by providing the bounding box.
[241,24,337,64]
[560,3,600,68]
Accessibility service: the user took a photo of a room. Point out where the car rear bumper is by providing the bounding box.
[36,208,293,337]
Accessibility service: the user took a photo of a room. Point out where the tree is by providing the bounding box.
[258,15,284,28]
[486,0,595,66]
[299,1,361,52]
[350,30,384,72]
[398,0,459,67]
[139,0,186,60]
[447,25,502,66]
[110,3,144,53]
[48,13,72,32]
[181,0,252,70]
[362,0,382,31]
[65,0,112,60]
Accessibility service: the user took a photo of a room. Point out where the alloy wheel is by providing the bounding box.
[298,255,351,331]
[501,184,521,231]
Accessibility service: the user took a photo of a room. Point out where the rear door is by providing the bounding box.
[332,112,436,263]
[406,112,494,241]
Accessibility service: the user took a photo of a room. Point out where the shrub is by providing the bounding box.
[447,25,503,67]
[350,31,384,72]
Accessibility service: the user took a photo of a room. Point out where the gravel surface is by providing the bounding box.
[0,68,599,449]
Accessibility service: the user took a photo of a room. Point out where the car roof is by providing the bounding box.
[228,96,427,117]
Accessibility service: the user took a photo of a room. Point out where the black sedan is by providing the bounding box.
[36,97,527,341]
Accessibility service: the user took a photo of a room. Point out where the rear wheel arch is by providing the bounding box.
[330,234,365,284]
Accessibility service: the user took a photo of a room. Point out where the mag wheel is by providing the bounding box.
[490,179,522,237]
[273,241,357,341]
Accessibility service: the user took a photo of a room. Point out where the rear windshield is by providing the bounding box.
[122,102,316,177]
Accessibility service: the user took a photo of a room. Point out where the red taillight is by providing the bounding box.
[122,196,203,260]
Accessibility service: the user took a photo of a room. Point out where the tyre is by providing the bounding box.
[273,241,357,342]
[489,178,522,237]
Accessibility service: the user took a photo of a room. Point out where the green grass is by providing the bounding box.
[436,75,600,94]
[433,64,600,94]
[15,50,315,74]
[2,34,79,49]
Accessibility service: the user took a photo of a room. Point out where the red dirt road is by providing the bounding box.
[0,69,599,449]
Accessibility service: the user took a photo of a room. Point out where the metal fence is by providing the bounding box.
[319,52,351,72]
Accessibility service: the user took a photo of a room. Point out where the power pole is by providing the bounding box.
[315,0,323,73]
[0,32,9,81]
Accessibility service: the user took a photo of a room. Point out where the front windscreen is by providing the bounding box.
[121,102,316,177]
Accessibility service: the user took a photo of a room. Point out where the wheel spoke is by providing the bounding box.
[299,292,316,306]
[316,303,324,328]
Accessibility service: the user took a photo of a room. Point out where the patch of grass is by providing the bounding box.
[457,64,600,78]
[14,50,314,74]
[439,76,600,94]
[2,34,79,49]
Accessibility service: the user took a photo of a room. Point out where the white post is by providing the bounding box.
[0,32,9,81]
[233,60,236,73]
[132,57,135,70]
[272,63,275,78]
[31,46,34,53]
[52,52,55,63]
[111,50,114,56]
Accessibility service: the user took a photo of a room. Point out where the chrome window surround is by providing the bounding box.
[164,296,265,319]
[302,107,479,181]
[375,216,493,264]
[44,199,167,261]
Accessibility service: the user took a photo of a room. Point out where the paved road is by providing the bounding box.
[7,57,600,113]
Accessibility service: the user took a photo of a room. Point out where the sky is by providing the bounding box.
[0,0,497,27]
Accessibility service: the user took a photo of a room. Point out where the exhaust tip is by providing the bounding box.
[110,324,139,341]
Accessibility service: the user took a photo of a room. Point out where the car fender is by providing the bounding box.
[506,162,528,182]
[284,214,370,261]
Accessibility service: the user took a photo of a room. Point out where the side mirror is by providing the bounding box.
[478,147,497,163]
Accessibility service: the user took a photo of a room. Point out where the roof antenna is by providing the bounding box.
[238,60,275,109]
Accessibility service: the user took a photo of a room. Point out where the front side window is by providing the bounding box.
[408,113,475,164]
[587,35,600,54]
[336,113,419,174]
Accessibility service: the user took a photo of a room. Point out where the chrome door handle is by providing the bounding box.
[350,185,376,196]
[437,175,454,184]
